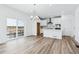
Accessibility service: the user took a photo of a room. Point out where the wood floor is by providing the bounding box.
[0,36,79,54]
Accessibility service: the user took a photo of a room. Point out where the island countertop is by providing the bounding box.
[42,28,62,39]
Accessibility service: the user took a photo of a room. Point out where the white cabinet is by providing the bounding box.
[40,17,62,39]
[40,20,47,26]
[43,29,62,39]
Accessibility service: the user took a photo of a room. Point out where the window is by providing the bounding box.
[17,20,24,36]
[7,18,16,38]
[7,18,24,39]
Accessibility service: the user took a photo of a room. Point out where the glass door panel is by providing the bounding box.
[17,20,24,36]
[7,18,17,38]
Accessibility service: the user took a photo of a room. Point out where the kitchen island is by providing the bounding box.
[42,28,62,39]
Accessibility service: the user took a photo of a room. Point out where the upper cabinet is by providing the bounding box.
[40,17,61,30]
[52,18,61,29]
[40,19,48,26]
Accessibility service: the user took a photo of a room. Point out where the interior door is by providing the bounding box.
[37,22,40,36]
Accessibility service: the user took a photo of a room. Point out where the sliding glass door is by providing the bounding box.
[7,18,24,39]
[17,20,24,37]
[7,18,16,38]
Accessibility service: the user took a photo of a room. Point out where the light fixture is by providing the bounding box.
[30,16,33,18]
[31,4,37,16]
[30,4,38,21]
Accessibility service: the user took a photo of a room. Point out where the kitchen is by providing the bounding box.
[36,16,62,39]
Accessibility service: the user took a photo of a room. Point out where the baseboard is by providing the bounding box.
[0,41,6,45]
[71,37,79,48]
[26,35,36,37]
[75,42,79,48]
[0,42,6,45]
[62,35,79,48]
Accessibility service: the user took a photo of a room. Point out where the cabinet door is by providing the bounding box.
[40,20,47,26]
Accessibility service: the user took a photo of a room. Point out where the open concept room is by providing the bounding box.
[0,4,79,54]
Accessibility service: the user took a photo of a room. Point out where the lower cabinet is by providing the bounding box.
[43,29,62,39]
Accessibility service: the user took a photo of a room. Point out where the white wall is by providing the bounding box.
[0,17,7,43]
[31,15,75,37]
[31,18,37,35]
[0,5,31,43]
[75,7,79,45]
[62,15,75,37]
[26,17,33,36]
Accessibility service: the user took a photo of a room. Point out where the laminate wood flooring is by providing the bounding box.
[0,36,79,54]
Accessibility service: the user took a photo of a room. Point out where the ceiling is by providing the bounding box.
[5,4,79,17]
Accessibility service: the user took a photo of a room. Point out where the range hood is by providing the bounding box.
[47,18,53,24]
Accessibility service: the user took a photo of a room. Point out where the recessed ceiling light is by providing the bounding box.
[30,16,33,18]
